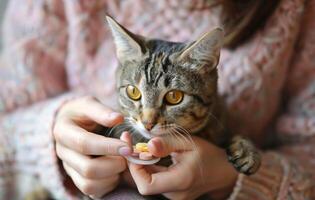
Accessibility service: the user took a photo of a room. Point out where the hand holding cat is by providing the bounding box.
[53,96,133,199]
[125,135,238,200]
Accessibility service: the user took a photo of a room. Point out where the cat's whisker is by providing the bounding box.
[105,124,128,137]
[172,127,191,148]
[172,126,195,151]
[131,130,147,143]
[107,123,130,137]
[127,128,139,144]
[169,128,186,151]
[156,123,194,151]
[104,119,137,138]
[165,125,190,150]
[173,126,195,147]
[124,120,148,143]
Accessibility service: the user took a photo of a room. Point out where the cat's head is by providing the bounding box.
[106,16,223,139]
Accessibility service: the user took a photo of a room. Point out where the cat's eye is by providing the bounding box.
[164,90,184,105]
[126,85,141,100]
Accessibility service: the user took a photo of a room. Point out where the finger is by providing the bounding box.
[89,195,102,200]
[54,121,132,156]
[128,162,192,195]
[148,137,193,157]
[163,191,191,200]
[63,163,119,197]
[56,144,127,179]
[89,194,105,200]
[77,97,124,127]
[120,131,132,146]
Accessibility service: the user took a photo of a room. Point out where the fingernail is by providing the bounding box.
[118,146,132,156]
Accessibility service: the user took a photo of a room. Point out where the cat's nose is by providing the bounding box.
[143,121,155,131]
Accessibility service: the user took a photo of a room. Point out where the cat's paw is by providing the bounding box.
[226,136,261,175]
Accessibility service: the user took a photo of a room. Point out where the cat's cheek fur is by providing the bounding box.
[175,115,210,134]
[165,99,210,133]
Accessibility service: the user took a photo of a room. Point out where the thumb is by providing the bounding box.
[148,136,193,158]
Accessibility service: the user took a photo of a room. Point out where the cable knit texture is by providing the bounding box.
[0,0,315,199]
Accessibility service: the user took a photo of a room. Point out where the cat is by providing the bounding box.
[106,16,261,175]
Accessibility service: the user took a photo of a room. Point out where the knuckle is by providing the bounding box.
[102,182,118,196]
[75,134,89,154]
[107,175,120,187]
[55,145,63,159]
[177,193,189,200]
[53,120,69,142]
[138,186,151,196]
[58,100,75,116]
[52,123,63,141]
[80,180,95,195]
[80,162,96,178]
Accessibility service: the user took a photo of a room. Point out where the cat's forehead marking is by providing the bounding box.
[144,51,170,87]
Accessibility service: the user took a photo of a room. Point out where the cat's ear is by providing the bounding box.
[106,16,146,62]
[178,28,224,71]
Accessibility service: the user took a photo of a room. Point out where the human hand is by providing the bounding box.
[125,134,238,200]
[53,96,132,198]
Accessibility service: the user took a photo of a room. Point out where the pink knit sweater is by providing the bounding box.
[0,0,314,199]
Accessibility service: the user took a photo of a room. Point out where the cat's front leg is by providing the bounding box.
[226,135,261,175]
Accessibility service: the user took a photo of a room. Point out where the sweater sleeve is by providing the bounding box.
[0,1,81,199]
[228,1,315,199]
[0,92,84,200]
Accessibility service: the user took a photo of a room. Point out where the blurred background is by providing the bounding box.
[0,0,8,50]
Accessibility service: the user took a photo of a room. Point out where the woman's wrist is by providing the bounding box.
[209,172,238,200]
[193,163,238,200]
[209,175,238,200]
[208,159,239,200]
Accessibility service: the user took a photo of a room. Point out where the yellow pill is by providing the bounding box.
[136,143,147,148]
[135,143,149,152]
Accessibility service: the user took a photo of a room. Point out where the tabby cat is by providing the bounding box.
[106,16,261,175]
